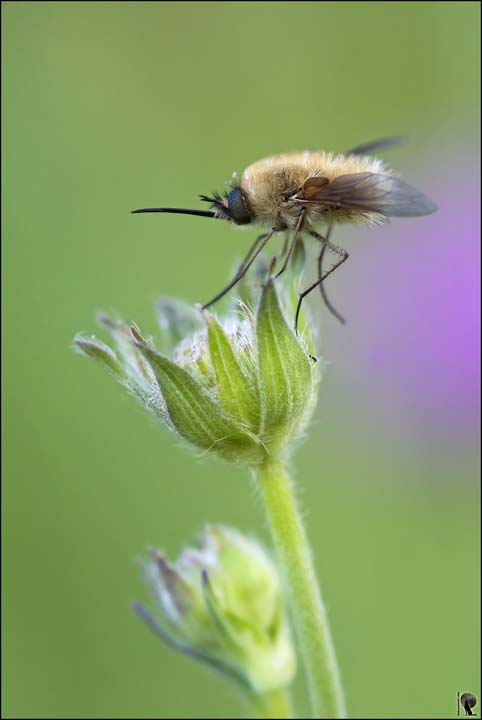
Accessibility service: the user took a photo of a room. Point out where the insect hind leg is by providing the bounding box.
[313,231,348,324]
[318,244,346,324]
[294,229,349,334]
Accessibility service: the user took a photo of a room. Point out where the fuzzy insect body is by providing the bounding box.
[237,151,393,231]
[132,138,437,325]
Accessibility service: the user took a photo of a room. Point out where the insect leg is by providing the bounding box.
[279,232,290,260]
[317,243,345,324]
[274,209,306,279]
[295,228,332,335]
[313,230,347,325]
[295,277,321,335]
[202,230,274,309]
[312,232,349,285]
[294,229,349,333]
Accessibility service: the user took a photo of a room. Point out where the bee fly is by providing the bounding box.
[132,137,437,330]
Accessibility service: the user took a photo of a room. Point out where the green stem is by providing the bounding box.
[255,457,346,719]
[255,687,294,719]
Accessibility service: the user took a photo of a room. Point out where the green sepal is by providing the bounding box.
[204,313,259,432]
[135,343,264,464]
[256,278,313,453]
[73,334,127,382]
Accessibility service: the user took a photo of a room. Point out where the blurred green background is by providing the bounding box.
[3,2,480,718]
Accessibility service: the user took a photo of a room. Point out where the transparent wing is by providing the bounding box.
[302,172,437,217]
[346,136,406,156]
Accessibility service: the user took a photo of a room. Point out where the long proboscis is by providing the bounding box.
[131,207,219,219]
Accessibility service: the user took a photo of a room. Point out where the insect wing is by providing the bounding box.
[303,172,437,217]
[346,136,406,156]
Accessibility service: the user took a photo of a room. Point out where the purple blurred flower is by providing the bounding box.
[321,150,480,447]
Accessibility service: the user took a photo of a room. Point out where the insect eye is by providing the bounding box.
[227,188,252,225]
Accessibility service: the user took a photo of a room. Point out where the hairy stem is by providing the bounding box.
[254,687,294,719]
[255,457,346,718]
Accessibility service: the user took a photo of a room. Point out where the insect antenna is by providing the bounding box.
[199,193,224,205]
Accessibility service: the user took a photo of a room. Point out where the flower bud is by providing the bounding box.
[74,266,319,463]
[135,525,296,695]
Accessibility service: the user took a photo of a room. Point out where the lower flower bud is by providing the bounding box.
[135,525,296,695]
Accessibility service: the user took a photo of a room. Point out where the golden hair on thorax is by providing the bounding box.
[132,137,437,327]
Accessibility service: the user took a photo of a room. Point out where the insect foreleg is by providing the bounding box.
[279,232,290,260]
[274,208,306,279]
[202,230,274,309]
